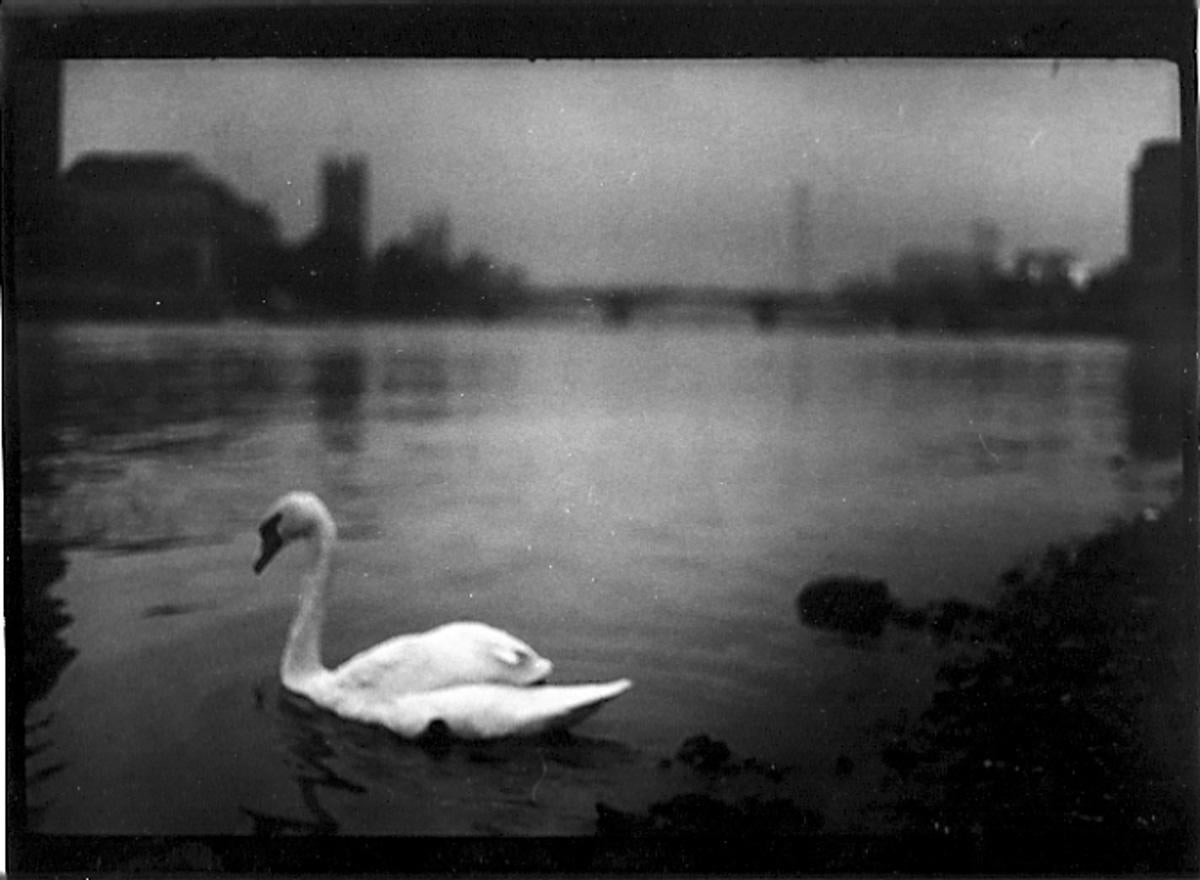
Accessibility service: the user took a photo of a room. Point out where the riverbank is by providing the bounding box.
[875,490,1196,871]
[595,489,1197,873]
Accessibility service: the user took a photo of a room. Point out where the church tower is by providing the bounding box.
[321,156,368,257]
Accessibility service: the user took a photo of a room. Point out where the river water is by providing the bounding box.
[18,319,1176,836]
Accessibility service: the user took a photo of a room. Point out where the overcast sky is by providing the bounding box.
[62,59,1178,291]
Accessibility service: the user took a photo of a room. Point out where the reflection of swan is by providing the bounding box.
[254,492,631,739]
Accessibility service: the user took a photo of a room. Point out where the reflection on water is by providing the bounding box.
[312,348,366,455]
[16,320,1181,836]
[311,347,370,507]
[54,337,282,449]
[1124,340,1186,461]
[18,324,295,549]
[242,687,368,835]
[381,346,453,422]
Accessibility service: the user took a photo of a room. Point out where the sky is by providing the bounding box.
[62,59,1179,291]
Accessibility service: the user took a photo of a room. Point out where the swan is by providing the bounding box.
[253,491,632,739]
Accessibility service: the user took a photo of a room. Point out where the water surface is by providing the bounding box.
[19,320,1173,835]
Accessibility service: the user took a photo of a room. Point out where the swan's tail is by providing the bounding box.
[368,678,633,740]
[521,678,633,733]
[464,677,633,738]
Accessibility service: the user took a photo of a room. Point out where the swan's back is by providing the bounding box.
[327,621,553,697]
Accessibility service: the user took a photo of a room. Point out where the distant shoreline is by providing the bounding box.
[11,279,1146,341]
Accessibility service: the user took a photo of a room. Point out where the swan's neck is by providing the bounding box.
[281,521,336,688]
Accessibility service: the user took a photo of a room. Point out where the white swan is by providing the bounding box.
[253,491,632,739]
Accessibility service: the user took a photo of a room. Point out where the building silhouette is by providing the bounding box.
[1128,139,1182,271]
[321,156,369,259]
[288,156,370,314]
[1122,139,1185,461]
[1119,139,1186,336]
[22,152,280,318]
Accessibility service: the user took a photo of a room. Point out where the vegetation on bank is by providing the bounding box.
[877,493,1195,870]
[596,493,1197,873]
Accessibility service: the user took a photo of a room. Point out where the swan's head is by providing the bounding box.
[254,491,336,574]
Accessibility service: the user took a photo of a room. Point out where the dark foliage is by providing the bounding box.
[366,214,527,321]
[596,791,823,837]
[674,734,734,773]
[796,575,895,636]
[878,501,1197,871]
[796,575,995,643]
[597,734,815,838]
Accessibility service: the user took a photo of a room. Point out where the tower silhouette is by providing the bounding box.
[321,156,368,257]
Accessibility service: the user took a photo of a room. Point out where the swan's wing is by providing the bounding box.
[332,633,444,696]
[350,679,633,740]
[333,623,552,696]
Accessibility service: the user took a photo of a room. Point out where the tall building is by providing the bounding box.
[321,156,369,255]
[1128,139,1181,269]
[1122,139,1185,460]
[290,156,371,313]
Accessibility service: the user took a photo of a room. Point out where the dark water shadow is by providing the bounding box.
[1123,339,1185,463]
[17,323,69,539]
[15,324,79,829]
[20,541,76,830]
[20,544,75,707]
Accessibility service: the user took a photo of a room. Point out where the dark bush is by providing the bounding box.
[796,576,895,636]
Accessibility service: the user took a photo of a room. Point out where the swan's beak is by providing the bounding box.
[254,515,284,575]
[254,541,281,574]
